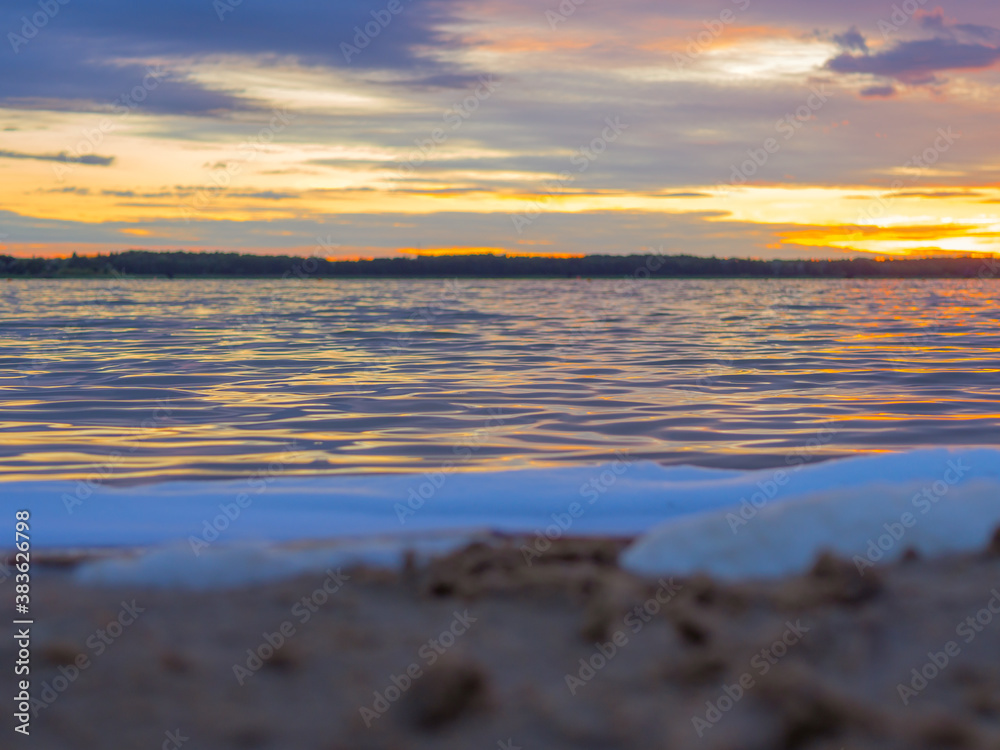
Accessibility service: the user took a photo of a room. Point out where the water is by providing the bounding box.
[1,277,997,483]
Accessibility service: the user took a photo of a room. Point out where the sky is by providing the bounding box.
[1,0,999,259]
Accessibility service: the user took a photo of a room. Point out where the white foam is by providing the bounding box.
[622,479,1000,581]
[74,532,483,589]
[6,447,1000,587]
[9,447,1000,548]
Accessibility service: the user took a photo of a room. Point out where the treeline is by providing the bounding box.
[1,250,997,279]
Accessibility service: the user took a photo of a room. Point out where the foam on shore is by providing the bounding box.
[621,479,1000,581]
[4,447,997,587]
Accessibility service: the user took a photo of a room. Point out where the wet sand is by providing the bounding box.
[5,535,1000,750]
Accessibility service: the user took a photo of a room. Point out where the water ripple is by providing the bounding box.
[0,277,997,481]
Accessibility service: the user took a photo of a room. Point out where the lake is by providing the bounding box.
[1,277,997,483]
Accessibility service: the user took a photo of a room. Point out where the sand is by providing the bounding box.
[4,535,1000,750]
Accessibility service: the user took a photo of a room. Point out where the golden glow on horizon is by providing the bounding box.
[2,177,999,258]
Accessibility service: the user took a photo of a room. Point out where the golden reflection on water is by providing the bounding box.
[1,278,999,482]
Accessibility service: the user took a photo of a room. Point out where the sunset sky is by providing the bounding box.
[1,0,999,259]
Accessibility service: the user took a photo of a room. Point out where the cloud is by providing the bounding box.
[826,38,1000,85]
[229,191,298,200]
[375,72,494,89]
[920,11,1000,44]
[890,190,984,198]
[0,0,466,116]
[859,85,896,98]
[827,13,1000,87]
[39,187,91,194]
[0,51,261,116]
[833,26,868,53]
[953,23,1000,44]
[0,149,114,165]
[48,0,448,67]
[100,190,178,198]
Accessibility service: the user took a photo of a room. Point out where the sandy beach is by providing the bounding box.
[5,534,1000,750]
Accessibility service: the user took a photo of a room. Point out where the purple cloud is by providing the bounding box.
[826,37,1000,85]
[0,149,114,165]
[859,85,896,98]
[920,10,1000,44]
[833,26,868,53]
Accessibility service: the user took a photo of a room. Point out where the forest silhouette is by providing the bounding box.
[2,250,996,279]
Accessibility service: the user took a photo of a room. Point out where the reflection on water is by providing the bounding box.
[0,277,997,481]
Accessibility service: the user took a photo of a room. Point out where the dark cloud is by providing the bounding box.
[376,72,496,89]
[101,189,181,198]
[0,149,114,165]
[40,0,447,67]
[38,186,90,194]
[920,11,1000,44]
[833,26,868,53]
[826,38,1000,85]
[0,45,262,116]
[828,12,1000,88]
[229,191,298,200]
[860,85,896,98]
[0,0,462,116]
[920,11,951,35]
[891,190,984,198]
[953,23,1000,44]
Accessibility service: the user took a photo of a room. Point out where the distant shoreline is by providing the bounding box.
[2,251,998,279]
